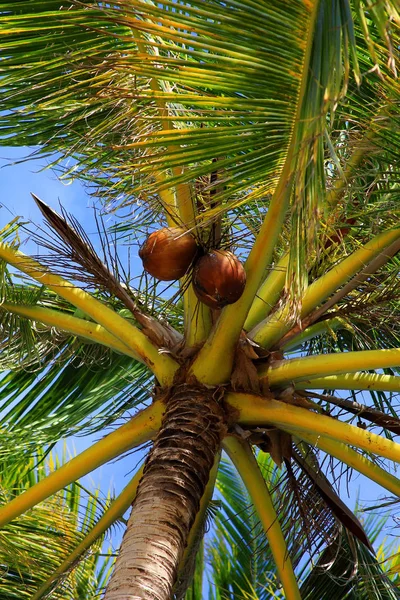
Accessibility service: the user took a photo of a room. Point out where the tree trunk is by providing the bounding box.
[104,383,227,600]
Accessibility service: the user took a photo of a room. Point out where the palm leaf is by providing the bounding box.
[0,0,395,209]
[0,285,151,454]
[208,453,400,600]
[2,1,399,318]
[0,447,115,599]
[299,526,400,600]
[0,347,151,450]
[0,220,152,452]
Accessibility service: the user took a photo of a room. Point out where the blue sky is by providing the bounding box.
[0,147,88,231]
[0,146,395,582]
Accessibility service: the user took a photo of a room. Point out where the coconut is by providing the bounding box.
[139,227,199,281]
[193,250,246,309]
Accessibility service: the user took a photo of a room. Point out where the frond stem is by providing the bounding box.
[31,464,145,600]
[294,372,400,392]
[184,285,212,347]
[244,253,289,332]
[0,243,179,384]
[227,392,400,465]
[223,435,301,600]
[282,317,350,351]
[264,348,400,387]
[1,302,141,361]
[279,236,400,349]
[0,402,163,529]
[250,227,400,349]
[291,431,400,498]
[132,29,195,226]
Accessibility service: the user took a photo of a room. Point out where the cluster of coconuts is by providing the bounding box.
[139,227,246,309]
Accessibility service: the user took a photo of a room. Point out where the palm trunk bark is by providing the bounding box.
[104,383,227,600]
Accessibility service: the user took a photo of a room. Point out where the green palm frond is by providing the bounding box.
[0,0,395,207]
[0,346,151,456]
[1,0,304,203]
[0,447,115,599]
[0,282,152,454]
[1,1,399,316]
[299,526,400,600]
[0,221,152,453]
[303,267,400,355]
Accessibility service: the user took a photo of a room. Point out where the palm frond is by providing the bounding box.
[0,217,156,455]
[1,0,395,215]
[0,0,306,206]
[209,449,400,600]
[2,1,399,329]
[0,447,115,599]
[0,281,152,454]
[299,525,400,600]
[0,348,151,456]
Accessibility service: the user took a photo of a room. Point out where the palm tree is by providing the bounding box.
[0,0,400,598]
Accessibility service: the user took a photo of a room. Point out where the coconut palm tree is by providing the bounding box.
[0,0,400,598]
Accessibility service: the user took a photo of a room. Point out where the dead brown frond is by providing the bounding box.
[269,447,339,565]
[30,195,181,348]
[292,448,373,551]
[32,194,138,308]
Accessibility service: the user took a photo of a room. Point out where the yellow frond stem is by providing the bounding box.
[31,465,145,600]
[244,253,289,332]
[290,431,400,498]
[280,236,400,351]
[190,168,291,385]
[153,173,178,227]
[227,392,400,464]
[1,302,141,361]
[189,0,326,385]
[132,30,195,227]
[175,453,220,592]
[183,284,212,347]
[0,402,164,529]
[223,436,301,600]
[295,372,400,392]
[251,227,400,349]
[0,243,179,384]
[326,145,368,208]
[283,317,350,351]
[263,348,400,387]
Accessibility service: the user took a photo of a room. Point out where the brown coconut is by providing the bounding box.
[139,227,199,281]
[193,249,246,309]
